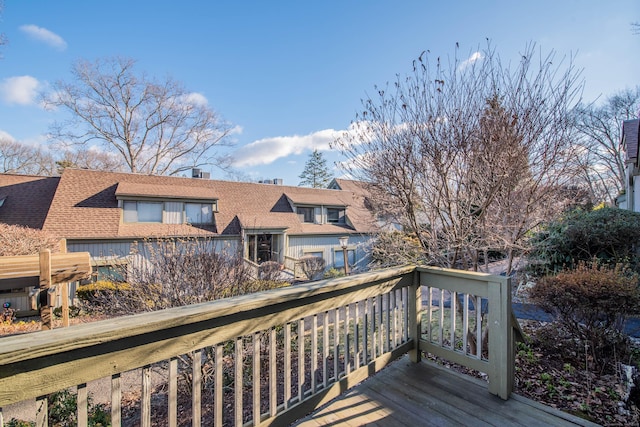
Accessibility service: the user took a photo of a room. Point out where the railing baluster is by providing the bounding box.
[322,311,329,389]
[142,365,152,427]
[253,332,261,426]
[385,292,391,353]
[363,298,369,365]
[169,357,178,427]
[298,318,305,402]
[372,296,377,359]
[392,290,398,348]
[334,308,340,380]
[284,322,291,409]
[377,294,383,356]
[438,289,445,346]
[427,286,433,342]
[235,337,243,427]
[354,302,360,370]
[35,396,47,427]
[214,346,223,427]
[111,373,121,427]
[344,304,350,376]
[311,315,318,392]
[78,383,88,427]
[450,291,457,350]
[476,296,482,359]
[270,327,277,417]
[463,294,469,355]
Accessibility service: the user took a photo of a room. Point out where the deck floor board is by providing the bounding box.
[293,357,600,427]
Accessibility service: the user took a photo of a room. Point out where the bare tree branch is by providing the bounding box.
[44,57,233,175]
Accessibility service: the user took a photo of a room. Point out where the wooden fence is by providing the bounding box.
[0,248,91,328]
[0,265,518,426]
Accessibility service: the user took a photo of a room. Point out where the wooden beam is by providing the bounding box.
[39,249,52,331]
[0,252,92,283]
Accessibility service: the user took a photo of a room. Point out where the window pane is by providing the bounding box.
[186,203,212,224]
[327,208,345,223]
[164,201,183,224]
[123,201,137,223]
[297,207,315,223]
[137,202,162,222]
[334,249,355,267]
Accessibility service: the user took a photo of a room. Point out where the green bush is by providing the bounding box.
[5,419,34,427]
[44,389,111,427]
[53,305,81,318]
[323,267,345,279]
[530,262,640,371]
[527,207,640,276]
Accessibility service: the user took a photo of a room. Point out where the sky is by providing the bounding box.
[0,0,639,185]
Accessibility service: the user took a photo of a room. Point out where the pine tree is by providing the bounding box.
[298,149,333,188]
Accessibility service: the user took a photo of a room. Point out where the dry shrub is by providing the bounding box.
[530,262,640,371]
[299,256,326,281]
[0,223,60,256]
[81,238,290,316]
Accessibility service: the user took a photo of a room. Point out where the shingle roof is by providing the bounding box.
[115,181,218,201]
[3,169,377,240]
[0,174,59,229]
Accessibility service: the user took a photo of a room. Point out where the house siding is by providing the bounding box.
[287,234,374,271]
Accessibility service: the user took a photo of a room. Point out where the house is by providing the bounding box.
[619,118,640,210]
[0,169,378,292]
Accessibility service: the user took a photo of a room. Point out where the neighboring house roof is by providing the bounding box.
[0,174,60,229]
[623,119,640,163]
[0,169,377,241]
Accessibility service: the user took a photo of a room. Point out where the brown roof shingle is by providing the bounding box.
[2,169,377,240]
[0,174,59,229]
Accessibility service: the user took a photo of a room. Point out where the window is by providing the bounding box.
[123,200,215,224]
[123,201,162,223]
[297,207,315,223]
[334,248,356,268]
[186,203,213,224]
[327,208,345,223]
[304,251,324,259]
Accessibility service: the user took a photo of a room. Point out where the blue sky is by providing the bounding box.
[1,1,638,185]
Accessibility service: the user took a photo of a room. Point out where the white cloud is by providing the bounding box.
[180,92,208,107]
[0,76,41,105]
[0,130,16,141]
[458,51,483,70]
[231,128,338,167]
[20,24,67,50]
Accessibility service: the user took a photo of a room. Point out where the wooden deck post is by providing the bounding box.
[59,239,70,328]
[408,269,422,363]
[39,249,52,331]
[487,276,513,399]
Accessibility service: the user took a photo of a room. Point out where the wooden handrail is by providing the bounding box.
[0,264,520,424]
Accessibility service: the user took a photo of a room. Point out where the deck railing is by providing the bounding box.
[0,265,516,426]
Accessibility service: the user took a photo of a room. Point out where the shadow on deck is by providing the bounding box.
[294,357,600,427]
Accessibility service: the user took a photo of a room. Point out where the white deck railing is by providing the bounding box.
[0,265,517,426]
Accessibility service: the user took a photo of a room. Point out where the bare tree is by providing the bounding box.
[55,148,124,174]
[334,43,583,274]
[44,57,233,176]
[0,137,54,175]
[575,87,640,204]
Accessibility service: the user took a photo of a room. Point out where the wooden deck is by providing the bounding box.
[294,356,600,427]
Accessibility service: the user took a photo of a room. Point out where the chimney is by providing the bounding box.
[191,168,210,179]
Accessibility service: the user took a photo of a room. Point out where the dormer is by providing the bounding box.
[115,182,218,225]
[284,193,348,225]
